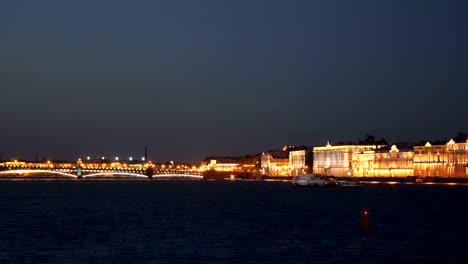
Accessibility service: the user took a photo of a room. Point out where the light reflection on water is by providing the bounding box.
[0,181,467,264]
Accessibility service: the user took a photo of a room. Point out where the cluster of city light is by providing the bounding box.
[2,159,202,172]
[1,157,205,181]
[0,160,77,170]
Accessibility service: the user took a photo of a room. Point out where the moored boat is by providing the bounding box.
[338,181,358,186]
[292,174,338,187]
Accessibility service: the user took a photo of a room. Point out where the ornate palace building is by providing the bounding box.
[312,137,467,178]
[313,142,385,177]
[256,135,468,178]
[414,139,468,177]
[352,144,414,177]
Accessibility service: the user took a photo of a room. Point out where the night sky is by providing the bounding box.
[1,0,467,162]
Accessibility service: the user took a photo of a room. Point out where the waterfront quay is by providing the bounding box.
[262,135,468,179]
[1,134,467,181]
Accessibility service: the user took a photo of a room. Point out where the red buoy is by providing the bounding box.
[360,210,371,232]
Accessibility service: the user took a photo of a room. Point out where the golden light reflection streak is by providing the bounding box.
[0,170,77,178]
[154,174,203,179]
[84,172,148,178]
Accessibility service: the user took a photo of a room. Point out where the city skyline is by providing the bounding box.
[2,131,467,179]
[1,0,467,161]
[2,131,467,164]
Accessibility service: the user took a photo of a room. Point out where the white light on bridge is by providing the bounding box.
[86,156,91,161]
[142,157,146,161]
[115,157,119,161]
[102,157,105,160]
[129,157,133,161]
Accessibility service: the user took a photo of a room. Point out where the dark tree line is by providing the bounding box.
[358,134,388,146]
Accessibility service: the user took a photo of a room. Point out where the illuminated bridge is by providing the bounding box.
[0,161,204,180]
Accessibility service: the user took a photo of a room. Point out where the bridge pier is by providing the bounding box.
[145,168,154,180]
[77,167,83,180]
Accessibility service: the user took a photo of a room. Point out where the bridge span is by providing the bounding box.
[0,168,204,180]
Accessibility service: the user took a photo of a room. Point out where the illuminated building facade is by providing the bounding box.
[203,159,239,172]
[313,142,384,177]
[261,151,290,176]
[289,149,313,176]
[413,142,446,177]
[352,145,414,177]
[414,139,468,177]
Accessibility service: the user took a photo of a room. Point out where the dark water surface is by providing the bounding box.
[0,181,467,264]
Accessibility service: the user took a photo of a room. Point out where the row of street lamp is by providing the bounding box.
[85,156,146,162]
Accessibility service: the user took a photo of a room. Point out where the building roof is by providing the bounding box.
[376,142,413,152]
[264,150,289,159]
[414,140,447,147]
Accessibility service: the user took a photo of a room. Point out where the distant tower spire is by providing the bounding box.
[144,146,148,161]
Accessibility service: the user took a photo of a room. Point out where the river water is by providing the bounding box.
[0,181,467,263]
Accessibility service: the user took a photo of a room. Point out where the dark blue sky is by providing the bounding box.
[1,0,467,162]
